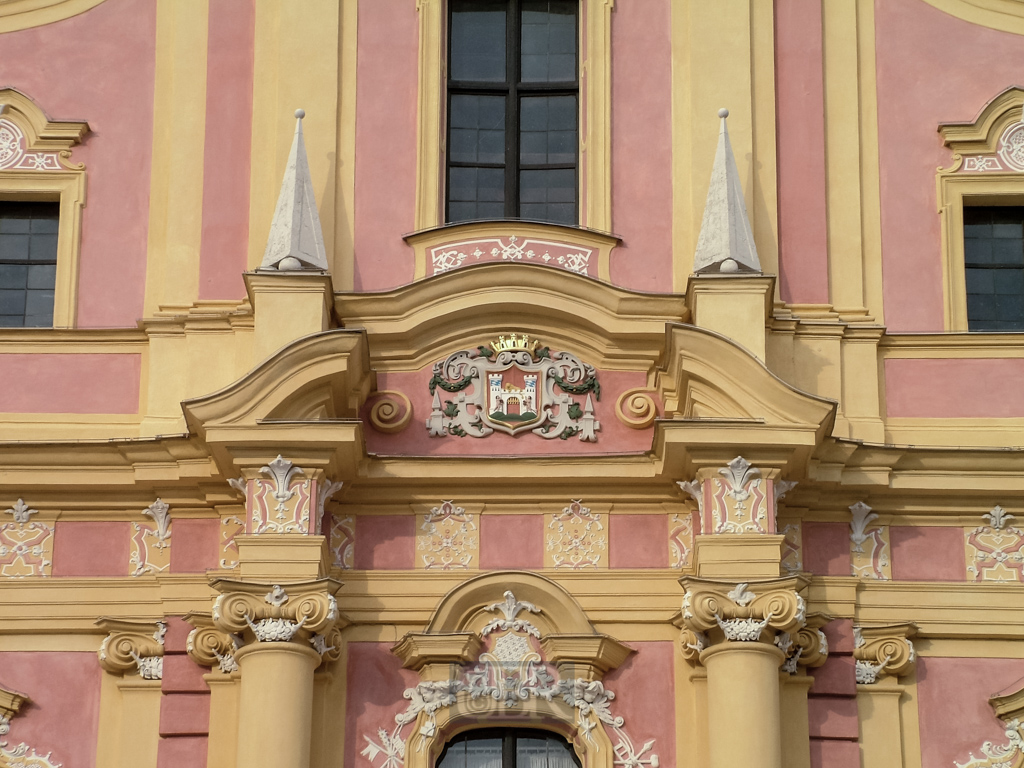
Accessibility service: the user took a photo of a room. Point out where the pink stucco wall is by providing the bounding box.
[346,643,420,768]
[51,520,129,576]
[352,0,418,290]
[890,525,966,581]
[885,358,1024,418]
[168,518,220,573]
[0,0,156,327]
[918,657,1024,766]
[875,0,1024,330]
[608,514,668,568]
[802,522,851,576]
[479,515,544,570]
[0,651,102,768]
[198,0,254,300]
[608,0,673,291]
[354,515,415,570]
[774,0,829,305]
[0,353,140,413]
[601,642,676,768]
[364,369,652,457]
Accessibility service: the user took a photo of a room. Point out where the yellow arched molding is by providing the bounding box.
[335,261,688,371]
[0,88,88,328]
[414,0,613,231]
[921,0,1024,36]
[0,0,107,33]
[937,88,1024,331]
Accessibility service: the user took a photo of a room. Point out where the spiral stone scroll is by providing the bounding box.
[369,390,413,434]
[853,623,917,684]
[96,617,166,677]
[615,388,659,429]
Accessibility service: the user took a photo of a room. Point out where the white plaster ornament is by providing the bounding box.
[849,501,878,553]
[426,334,601,441]
[5,499,37,524]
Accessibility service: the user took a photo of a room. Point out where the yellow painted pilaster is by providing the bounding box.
[780,675,814,768]
[702,643,785,768]
[858,682,907,768]
[249,1,341,271]
[334,0,358,290]
[235,642,321,768]
[671,0,778,291]
[841,326,885,442]
[822,0,884,322]
[94,676,162,768]
[205,673,240,768]
[143,0,210,316]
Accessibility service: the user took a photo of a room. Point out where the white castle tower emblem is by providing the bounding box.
[488,373,538,419]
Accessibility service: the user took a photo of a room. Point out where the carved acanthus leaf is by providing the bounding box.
[142,499,171,543]
[849,502,878,553]
[260,455,304,512]
[482,590,542,638]
[4,499,37,525]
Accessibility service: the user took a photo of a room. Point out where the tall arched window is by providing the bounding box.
[446,0,579,225]
[437,729,581,768]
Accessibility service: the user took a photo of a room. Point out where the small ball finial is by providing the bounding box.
[718,108,729,119]
[295,108,306,119]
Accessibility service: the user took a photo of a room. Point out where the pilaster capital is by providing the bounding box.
[185,612,241,674]
[679,576,810,663]
[210,578,345,665]
[96,617,167,679]
[776,611,831,674]
[853,623,917,684]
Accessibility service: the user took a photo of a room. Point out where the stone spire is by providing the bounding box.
[693,108,761,274]
[260,109,328,271]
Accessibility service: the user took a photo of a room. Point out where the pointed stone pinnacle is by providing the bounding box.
[260,109,329,272]
[693,108,762,274]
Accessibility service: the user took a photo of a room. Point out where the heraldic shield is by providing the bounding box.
[426,334,601,441]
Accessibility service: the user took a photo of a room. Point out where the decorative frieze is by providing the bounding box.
[966,506,1024,582]
[546,500,607,569]
[427,234,595,277]
[96,618,167,680]
[416,501,478,570]
[130,499,171,577]
[849,502,890,581]
[0,499,52,578]
[852,623,917,685]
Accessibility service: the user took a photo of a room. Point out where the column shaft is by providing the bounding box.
[702,642,785,768]
[235,642,321,768]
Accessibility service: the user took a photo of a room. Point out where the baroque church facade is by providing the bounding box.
[1,1,1024,767]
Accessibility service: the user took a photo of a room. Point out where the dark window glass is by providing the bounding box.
[447,0,578,225]
[965,207,1024,331]
[437,729,580,768]
[0,202,58,327]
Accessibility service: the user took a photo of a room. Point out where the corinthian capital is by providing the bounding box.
[210,578,345,661]
[853,623,917,684]
[680,576,809,655]
[96,618,167,679]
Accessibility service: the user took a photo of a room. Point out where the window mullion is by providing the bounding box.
[506,0,520,219]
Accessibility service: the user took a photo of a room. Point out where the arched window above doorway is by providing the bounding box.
[438,728,581,768]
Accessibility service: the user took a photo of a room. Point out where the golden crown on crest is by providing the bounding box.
[489,333,539,355]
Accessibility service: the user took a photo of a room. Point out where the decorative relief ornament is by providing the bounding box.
[211,579,342,662]
[0,499,52,578]
[368,390,413,434]
[780,523,803,575]
[316,479,344,535]
[97,619,167,680]
[0,742,63,768]
[363,590,657,768]
[130,499,171,577]
[669,511,696,570]
[250,455,314,534]
[428,234,594,277]
[329,514,355,570]
[679,459,778,536]
[966,506,1024,582]
[680,577,809,661]
[546,500,607,570]
[219,515,244,569]
[615,388,658,429]
[416,501,478,570]
[776,613,830,675]
[849,502,891,580]
[0,117,71,172]
[186,615,241,674]
[956,718,1024,768]
[852,624,917,685]
[426,334,601,441]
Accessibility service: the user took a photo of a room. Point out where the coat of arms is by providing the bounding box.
[426,334,600,441]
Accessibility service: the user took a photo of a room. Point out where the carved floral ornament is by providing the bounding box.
[426,334,601,441]
[370,588,656,768]
[955,679,1024,768]
[227,456,344,537]
[0,681,62,768]
[679,577,830,674]
[677,456,795,536]
[209,579,343,666]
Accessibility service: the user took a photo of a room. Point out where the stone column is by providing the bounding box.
[211,579,342,768]
[680,578,819,768]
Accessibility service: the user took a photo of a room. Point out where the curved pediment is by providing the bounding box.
[181,329,372,434]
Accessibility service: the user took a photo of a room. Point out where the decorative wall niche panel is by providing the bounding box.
[966,506,1024,582]
[416,501,478,571]
[0,500,52,578]
[545,500,607,570]
[247,456,315,535]
[129,499,171,577]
